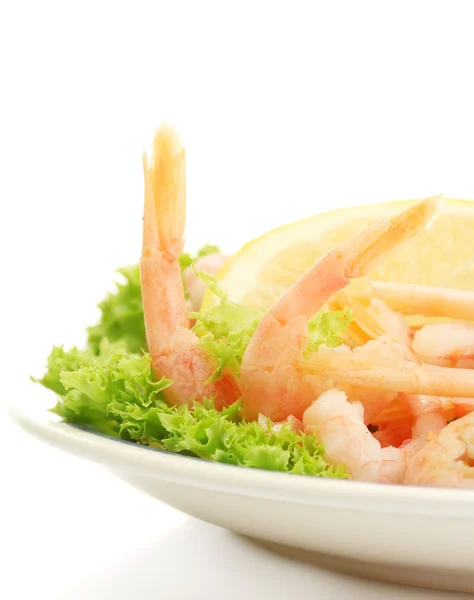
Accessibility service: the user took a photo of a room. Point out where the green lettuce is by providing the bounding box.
[178,243,221,272]
[37,245,354,479]
[36,342,348,478]
[306,309,352,354]
[191,272,353,380]
[190,272,264,380]
[87,266,146,355]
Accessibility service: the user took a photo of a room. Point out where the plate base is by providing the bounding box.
[254,540,474,593]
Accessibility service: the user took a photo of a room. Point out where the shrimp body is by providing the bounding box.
[412,322,474,368]
[400,395,447,456]
[303,390,405,483]
[303,390,451,482]
[140,125,241,409]
[241,197,442,422]
[303,344,474,401]
[367,281,474,322]
[371,393,415,448]
[405,411,474,488]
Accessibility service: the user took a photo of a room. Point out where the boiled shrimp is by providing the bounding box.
[336,335,412,424]
[371,393,415,448]
[366,281,474,322]
[240,195,474,422]
[139,128,474,435]
[371,393,474,449]
[400,394,447,455]
[303,390,450,483]
[412,322,474,368]
[405,411,474,488]
[302,390,405,483]
[366,283,474,368]
[140,125,241,408]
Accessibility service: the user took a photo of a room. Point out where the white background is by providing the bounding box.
[2,1,474,597]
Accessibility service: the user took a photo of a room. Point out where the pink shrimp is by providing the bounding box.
[412,322,474,368]
[302,390,405,483]
[405,411,474,488]
[371,393,415,448]
[140,125,241,409]
[139,128,474,433]
[366,281,474,322]
[400,394,447,456]
[240,195,474,422]
[302,391,448,483]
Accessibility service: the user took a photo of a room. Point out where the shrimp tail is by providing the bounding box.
[141,125,189,355]
[270,196,442,324]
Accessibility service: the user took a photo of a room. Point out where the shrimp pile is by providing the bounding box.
[140,124,474,488]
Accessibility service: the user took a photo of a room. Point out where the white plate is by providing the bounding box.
[10,394,474,593]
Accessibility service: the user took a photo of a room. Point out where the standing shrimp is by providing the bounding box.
[241,195,474,422]
[140,124,241,409]
[405,411,474,488]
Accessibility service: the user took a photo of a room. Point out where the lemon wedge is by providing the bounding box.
[202,198,474,311]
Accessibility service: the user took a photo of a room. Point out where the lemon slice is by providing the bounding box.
[202,198,474,311]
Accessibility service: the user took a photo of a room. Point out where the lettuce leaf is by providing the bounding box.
[87,266,146,355]
[178,244,221,272]
[36,342,348,478]
[37,246,353,479]
[190,272,263,380]
[306,309,353,353]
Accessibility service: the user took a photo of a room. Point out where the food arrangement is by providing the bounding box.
[36,124,474,487]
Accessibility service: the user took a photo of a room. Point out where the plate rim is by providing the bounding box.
[10,393,474,517]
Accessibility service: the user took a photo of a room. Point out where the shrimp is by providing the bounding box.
[326,297,414,426]
[412,322,474,368]
[401,394,447,455]
[303,391,448,483]
[302,390,405,483]
[371,394,474,449]
[405,411,474,488]
[139,128,474,430]
[453,397,474,418]
[366,281,474,322]
[140,124,241,409]
[336,334,412,424]
[240,194,474,422]
[371,393,415,448]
